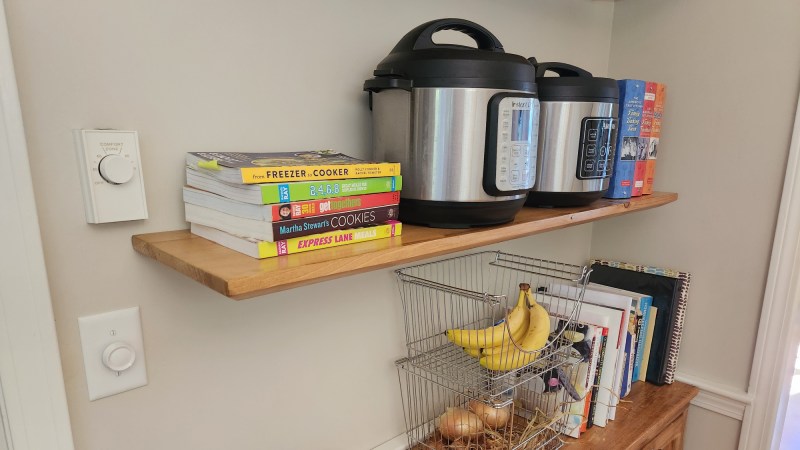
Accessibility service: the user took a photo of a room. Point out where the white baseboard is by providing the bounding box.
[372,433,407,450]
[675,372,751,421]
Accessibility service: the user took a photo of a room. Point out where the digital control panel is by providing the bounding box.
[494,96,539,192]
[577,117,618,180]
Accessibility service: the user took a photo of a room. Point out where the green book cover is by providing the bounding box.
[260,176,402,204]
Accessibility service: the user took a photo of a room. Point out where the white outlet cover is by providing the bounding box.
[78,306,148,401]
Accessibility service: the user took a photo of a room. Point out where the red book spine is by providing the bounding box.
[632,82,657,197]
[269,191,400,221]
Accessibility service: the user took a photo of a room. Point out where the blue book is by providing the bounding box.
[632,295,653,381]
[621,333,633,397]
[606,80,645,199]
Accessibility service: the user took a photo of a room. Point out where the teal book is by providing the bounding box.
[632,295,653,381]
[186,168,401,205]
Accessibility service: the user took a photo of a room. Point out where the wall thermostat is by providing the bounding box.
[74,129,148,223]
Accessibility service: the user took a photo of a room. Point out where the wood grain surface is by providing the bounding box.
[562,381,698,450]
[132,192,677,299]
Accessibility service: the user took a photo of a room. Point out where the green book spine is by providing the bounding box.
[259,176,402,204]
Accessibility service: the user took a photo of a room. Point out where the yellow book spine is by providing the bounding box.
[255,222,402,258]
[240,163,401,184]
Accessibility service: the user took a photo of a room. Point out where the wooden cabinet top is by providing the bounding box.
[562,381,699,450]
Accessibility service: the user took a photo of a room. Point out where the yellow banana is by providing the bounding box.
[463,347,482,358]
[480,288,551,371]
[468,320,530,358]
[446,283,530,350]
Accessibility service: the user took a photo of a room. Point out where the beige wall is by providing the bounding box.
[5,1,613,449]
[594,0,800,449]
[685,407,742,450]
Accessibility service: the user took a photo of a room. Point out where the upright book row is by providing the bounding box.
[546,259,689,440]
[606,80,668,199]
[183,151,403,259]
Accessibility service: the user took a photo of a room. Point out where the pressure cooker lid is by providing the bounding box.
[530,60,618,102]
[364,18,537,92]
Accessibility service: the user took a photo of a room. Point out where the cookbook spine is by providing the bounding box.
[606,80,645,199]
[271,205,400,241]
[242,162,401,183]
[260,221,403,258]
[632,81,657,197]
[271,191,400,221]
[643,83,666,195]
[261,176,402,204]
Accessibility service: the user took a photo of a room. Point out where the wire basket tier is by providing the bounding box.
[396,357,579,450]
[395,251,590,401]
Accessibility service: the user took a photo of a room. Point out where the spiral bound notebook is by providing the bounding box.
[588,259,691,385]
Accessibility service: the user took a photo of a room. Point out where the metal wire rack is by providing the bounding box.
[396,356,577,450]
[394,251,591,402]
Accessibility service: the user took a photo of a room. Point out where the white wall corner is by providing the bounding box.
[738,89,800,450]
[0,1,74,448]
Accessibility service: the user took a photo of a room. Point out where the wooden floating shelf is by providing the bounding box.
[132,191,677,300]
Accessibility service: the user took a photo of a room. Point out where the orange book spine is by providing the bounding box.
[643,83,666,194]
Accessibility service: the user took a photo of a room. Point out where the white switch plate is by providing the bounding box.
[78,306,148,401]
[73,129,148,223]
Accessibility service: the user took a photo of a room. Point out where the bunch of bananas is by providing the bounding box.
[446,283,550,371]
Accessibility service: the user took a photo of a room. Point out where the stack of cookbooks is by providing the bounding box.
[605,79,668,199]
[183,150,403,259]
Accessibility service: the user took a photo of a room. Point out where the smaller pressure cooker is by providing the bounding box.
[364,18,539,228]
[525,61,620,207]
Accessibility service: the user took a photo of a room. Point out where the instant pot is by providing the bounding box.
[364,18,539,228]
[525,61,620,207]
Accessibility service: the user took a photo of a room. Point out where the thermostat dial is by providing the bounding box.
[98,154,134,184]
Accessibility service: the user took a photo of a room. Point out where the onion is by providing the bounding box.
[437,407,484,440]
[468,400,511,429]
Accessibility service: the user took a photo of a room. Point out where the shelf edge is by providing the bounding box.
[133,192,678,300]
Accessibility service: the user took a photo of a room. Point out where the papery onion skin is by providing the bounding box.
[437,407,484,440]
[468,400,511,429]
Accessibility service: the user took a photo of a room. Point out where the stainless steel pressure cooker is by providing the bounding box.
[525,61,619,207]
[364,18,539,228]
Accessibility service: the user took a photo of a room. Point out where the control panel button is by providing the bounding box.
[577,117,617,180]
[492,95,539,192]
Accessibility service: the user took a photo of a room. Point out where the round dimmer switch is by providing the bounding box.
[102,342,136,372]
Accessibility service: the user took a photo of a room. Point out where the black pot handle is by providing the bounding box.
[390,18,505,53]
[530,59,593,78]
[364,77,413,92]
